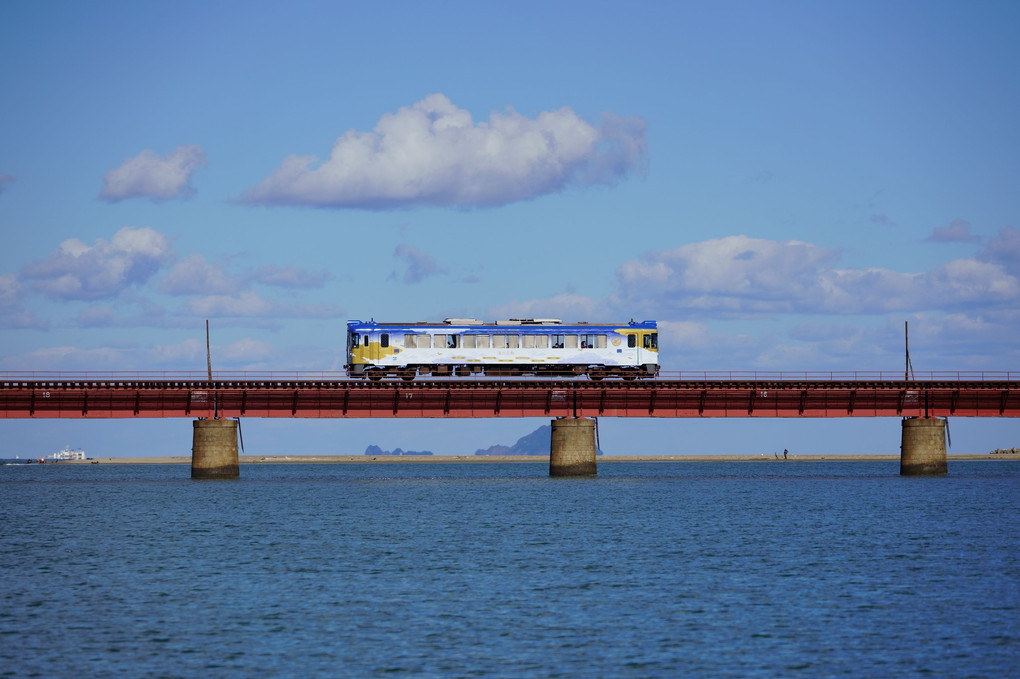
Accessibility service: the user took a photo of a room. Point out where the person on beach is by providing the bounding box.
[783,449,788,460]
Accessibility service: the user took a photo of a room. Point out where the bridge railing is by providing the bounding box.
[0,370,1016,383]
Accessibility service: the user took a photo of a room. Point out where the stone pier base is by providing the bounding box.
[192,419,239,480]
[900,417,948,476]
[550,417,597,477]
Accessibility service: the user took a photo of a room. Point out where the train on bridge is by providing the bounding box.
[345,319,659,381]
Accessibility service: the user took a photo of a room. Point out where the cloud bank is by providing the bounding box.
[99,145,207,202]
[22,226,173,300]
[241,94,647,209]
[611,235,1019,316]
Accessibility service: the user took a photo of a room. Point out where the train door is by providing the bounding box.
[366,331,376,362]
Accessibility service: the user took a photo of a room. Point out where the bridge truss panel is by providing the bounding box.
[0,379,1017,419]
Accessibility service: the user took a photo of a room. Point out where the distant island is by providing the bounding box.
[364,445,433,456]
[364,423,604,457]
[474,424,602,456]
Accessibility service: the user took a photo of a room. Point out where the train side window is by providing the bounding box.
[416,335,431,349]
[552,334,565,349]
[596,334,607,348]
[581,334,597,349]
[493,335,507,349]
[476,335,490,349]
[462,335,476,349]
[434,334,449,348]
[352,334,360,348]
[564,335,578,349]
[447,335,458,348]
[536,335,549,349]
[404,335,416,349]
[507,335,519,349]
[380,334,389,348]
[628,335,636,348]
[522,335,535,348]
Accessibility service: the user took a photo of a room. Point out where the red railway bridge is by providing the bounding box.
[1,371,1017,420]
[4,371,1015,478]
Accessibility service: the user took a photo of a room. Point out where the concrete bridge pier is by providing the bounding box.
[191,418,239,480]
[549,417,597,477]
[900,417,948,476]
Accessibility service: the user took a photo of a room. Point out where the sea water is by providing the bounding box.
[1,461,1017,677]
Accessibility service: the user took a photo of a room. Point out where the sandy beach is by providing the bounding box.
[60,452,1019,464]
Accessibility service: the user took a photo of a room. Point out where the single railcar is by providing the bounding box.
[346,318,658,380]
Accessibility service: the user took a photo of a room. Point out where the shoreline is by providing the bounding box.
[51,452,1020,464]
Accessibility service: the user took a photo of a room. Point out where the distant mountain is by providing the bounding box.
[474,424,603,456]
[364,445,433,456]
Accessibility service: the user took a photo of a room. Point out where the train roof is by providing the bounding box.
[347,318,656,329]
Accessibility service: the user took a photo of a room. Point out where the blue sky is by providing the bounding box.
[2,0,1018,457]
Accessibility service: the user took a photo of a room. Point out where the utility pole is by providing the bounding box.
[206,320,212,382]
[905,321,914,381]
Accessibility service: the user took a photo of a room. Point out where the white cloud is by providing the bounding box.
[241,93,647,209]
[612,235,1019,316]
[99,145,206,202]
[614,236,840,315]
[0,345,129,371]
[0,273,21,311]
[220,338,274,363]
[926,218,979,243]
[253,265,333,289]
[0,272,48,329]
[978,226,1020,276]
[0,337,279,372]
[390,244,446,284]
[183,290,344,319]
[22,226,173,300]
[490,235,1019,370]
[159,254,241,296]
[488,292,608,321]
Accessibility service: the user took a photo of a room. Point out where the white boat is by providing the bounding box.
[46,446,86,461]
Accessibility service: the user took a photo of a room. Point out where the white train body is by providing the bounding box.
[346,318,658,380]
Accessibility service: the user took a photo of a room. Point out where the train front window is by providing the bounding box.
[643,333,657,349]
